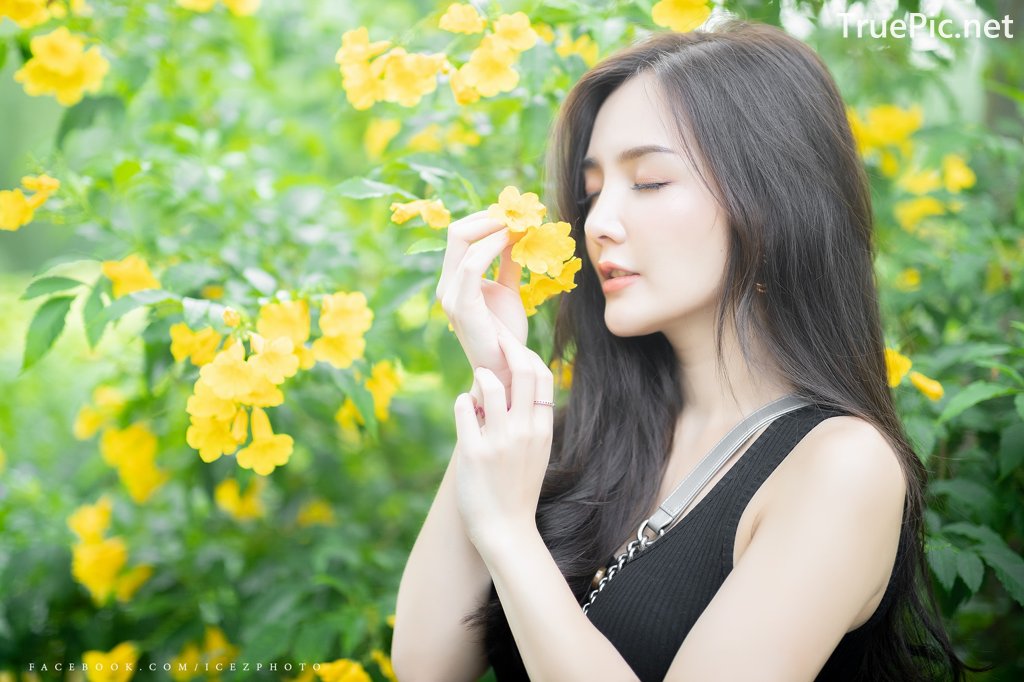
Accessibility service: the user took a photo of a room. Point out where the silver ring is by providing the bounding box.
[533,400,554,407]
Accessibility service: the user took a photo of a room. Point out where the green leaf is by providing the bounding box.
[938,381,1015,423]
[21,296,76,373]
[925,541,959,592]
[20,277,84,300]
[335,177,414,200]
[928,479,996,515]
[243,267,276,295]
[0,41,8,72]
[291,621,336,663]
[405,237,447,254]
[956,550,985,593]
[83,279,110,348]
[182,297,213,329]
[999,423,1024,480]
[56,95,126,150]
[1015,393,1024,422]
[944,522,1024,606]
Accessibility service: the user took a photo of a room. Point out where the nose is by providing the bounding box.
[583,190,627,245]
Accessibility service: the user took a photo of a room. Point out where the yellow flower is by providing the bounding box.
[21,173,60,195]
[459,37,519,97]
[894,268,921,292]
[215,477,266,520]
[319,292,374,337]
[366,359,403,421]
[100,423,157,468]
[223,0,259,16]
[550,357,573,390]
[222,307,241,327]
[490,12,539,52]
[315,659,371,682]
[203,625,239,669]
[101,254,161,298]
[941,154,975,193]
[335,27,391,71]
[0,0,52,27]
[312,333,366,369]
[199,342,257,401]
[339,58,388,111]
[297,498,336,527]
[170,323,222,366]
[909,371,944,401]
[248,333,299,385]
[236,373,285,408]
[170,642,202,682]
[13,26,109,106]
[555,31,599,67]
[533,22,555,43]
[200,283,225,299]
[74,404,106,440]
[376,48,446,107]
[68,495,114,544]
[187,378,238,421]
[187,414,242,463]
[897,167,941,195]
[510,220,576,276]
[335,397,366,434]
[177,0,217,10]
[884,348,912,387]
[0,189,37,231]
[848,104,922,156]
[449,66,481,105]
[370,649,397,682]
[407,122,444,152]
[488,185,547,233]
[72,537,127,605]
[894,196,944,233]
[82,641,139,682]
[114,564,153,602]
[235,407,293,475]
[445,122,481,150]
[257,299,310,345]
[439,3,486,34]
[117,450,169,504]
[652,0,711,33]
[364,118,401,159]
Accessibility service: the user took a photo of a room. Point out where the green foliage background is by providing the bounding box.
[1,0,1022,679]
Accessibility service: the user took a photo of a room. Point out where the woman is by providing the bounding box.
[392,18,982,682]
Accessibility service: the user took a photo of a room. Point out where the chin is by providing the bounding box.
[603,308,662,338]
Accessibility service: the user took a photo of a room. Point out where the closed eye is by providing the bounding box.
[577,182,671,208]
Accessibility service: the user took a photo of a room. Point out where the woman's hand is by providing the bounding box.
[452,327,555,556]
[436,210,529,407]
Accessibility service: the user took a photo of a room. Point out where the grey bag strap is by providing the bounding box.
[637,393,811,544]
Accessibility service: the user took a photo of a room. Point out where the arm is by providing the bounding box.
[392,442,494,682]
[663,417,907,681]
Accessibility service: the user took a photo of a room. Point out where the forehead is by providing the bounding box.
[584,73,677,162]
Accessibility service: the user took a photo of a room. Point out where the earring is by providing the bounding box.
[755,282,766,294]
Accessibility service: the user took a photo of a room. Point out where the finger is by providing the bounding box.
[496,241,522,290]
[447,228,510,315]
[497,329,536,423]
[437,211,508,300]
[475,366,508,439]
[454,393,483,452]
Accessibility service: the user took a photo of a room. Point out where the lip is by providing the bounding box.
[597,260,639,280]
[602,274,641,293]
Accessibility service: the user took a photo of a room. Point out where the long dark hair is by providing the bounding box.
[464,18,989,681]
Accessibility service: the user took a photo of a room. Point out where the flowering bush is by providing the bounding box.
[1,0,1022,679]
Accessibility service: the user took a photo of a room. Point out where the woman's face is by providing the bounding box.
[582,71,730,338]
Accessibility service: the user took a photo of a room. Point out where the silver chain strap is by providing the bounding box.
[582,519,665,614]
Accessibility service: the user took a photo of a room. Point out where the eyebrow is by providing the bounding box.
[581,144,678,171]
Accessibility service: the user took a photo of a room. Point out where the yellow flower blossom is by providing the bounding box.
[313,333,366,369]
[942,154,975,193]
[0,0,50,27]
[187,378,238,421]
[200,283,224,299]
[555,28,599,67]
[117,450,169,504]
[237,373,285,408]
[366,359,403,421]
[170,323,222,366]
[82,642,138,682]
[550,357,573,390]
[14,27,109,106]
[316,659,371,682]
[235,407,293,475]
[375,47,447,107]
[364,118,401,159]
[370,649,397,682]
[223,0,259,16]
[203,626,239,669]
[114,564,153,602]
[187,414,242,463]
[67,495,114,544]
[222,307,241,327]
[884,348,912,387]
[449,66,481,105]
[335,27,391,71]
[847,104,922,156]
[319,292,374,337]
[510,220,576,277]
[490,12,539,52]
[21,173,60,195]
[439,3,486,34]
[894,196,944,233]
[101,254,161,299]
[488,185,547,233]
[74,404,106,440]
[0,189,37,231]
[335,397,365,436]
[909,371,944,401]
[445,122,481,150]
[533,22,555,43]
[297,498,336,527]
[199,342,257,401]
[170,642,202,682]
[257,299,310,345]
[407,123,444,152]
[897,167,941,195]
[72,537,127,605]
[215,477,266,520]
[459,37,519,97]
[178,0,217,10]
[652,0,711,33]
[100,423,157,468]
[894,268,921,292]
[389,198,450,228]
[248,333,300,385]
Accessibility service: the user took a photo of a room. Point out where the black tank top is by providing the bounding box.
[487,403,901,681]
